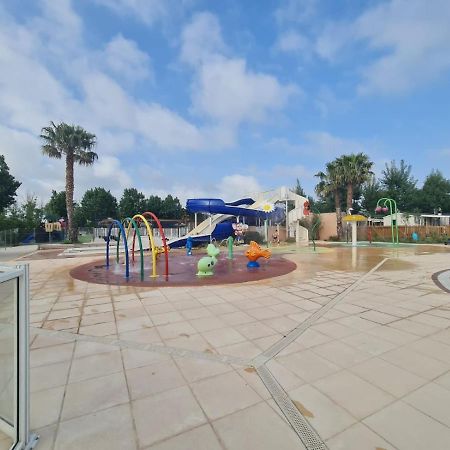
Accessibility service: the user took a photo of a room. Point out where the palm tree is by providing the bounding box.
[315,161,344,238]
[337,153,374,210]
[40,122,97,242]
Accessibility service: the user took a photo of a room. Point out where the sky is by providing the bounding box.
[1,0,450,206]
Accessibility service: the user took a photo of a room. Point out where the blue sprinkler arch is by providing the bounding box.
[106,220,130,278]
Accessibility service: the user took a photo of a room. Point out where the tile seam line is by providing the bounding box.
[30,326,252,367]
[252,258,390,366]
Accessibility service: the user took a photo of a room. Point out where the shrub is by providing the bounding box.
[244,231,264,245]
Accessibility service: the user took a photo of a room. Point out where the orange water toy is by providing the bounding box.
[245,241,271,268]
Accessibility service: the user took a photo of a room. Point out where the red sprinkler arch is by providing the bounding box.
[142,211,169,281]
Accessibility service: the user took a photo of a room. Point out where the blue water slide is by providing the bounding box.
[186,198,270,219]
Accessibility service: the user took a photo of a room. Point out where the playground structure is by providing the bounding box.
[105,211,169,281]
[375,197,399,245]
[245,241,271,268]
[168,186,310,248]
[197,244,221,276]
[342,214,368,247]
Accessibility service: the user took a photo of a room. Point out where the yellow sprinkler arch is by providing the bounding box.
[126,214,158,278]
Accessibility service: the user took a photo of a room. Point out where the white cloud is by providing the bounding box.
[94,0,170,26]
[275,0,317,24]
[104,34,152,82]
[180,12,226,66]
[275,30,309,53]
[316,0,450,95]
[182,13,298,128]
[192,57,297,126]
[217,175,262,200]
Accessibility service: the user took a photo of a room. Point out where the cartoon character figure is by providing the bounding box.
[245,241,271,268]
[303,200,311,216]
[197,244,220,276]
[186,236,193,255]
[232,223,248,244]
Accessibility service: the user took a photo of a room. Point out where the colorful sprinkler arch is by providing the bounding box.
[105,211,169,281]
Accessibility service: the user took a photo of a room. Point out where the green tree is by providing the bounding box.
[420,170,450,213]
[145,195,163,216]
[45,190,67,221]
[336,153,374,210]
[79,188,118,226]
[0,155,21,212]
[380,160,418,211]
[160,195,183,219]
[119,188,146,217]
[293,178,306,197]
[315,161,344,238]
[40,122,97,242]
[360,177,384,213]
[21,195,44,229]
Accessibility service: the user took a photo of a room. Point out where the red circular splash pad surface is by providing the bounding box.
[70,253,296,287]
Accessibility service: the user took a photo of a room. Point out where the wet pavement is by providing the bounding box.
[3,243,450,450]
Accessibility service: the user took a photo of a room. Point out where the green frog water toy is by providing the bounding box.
[197,244,220,276]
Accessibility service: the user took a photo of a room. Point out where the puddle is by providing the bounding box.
[292,400,314,418]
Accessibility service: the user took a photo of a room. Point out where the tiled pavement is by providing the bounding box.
[11,247,450,449]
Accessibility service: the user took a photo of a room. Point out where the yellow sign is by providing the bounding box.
[342,215,367,222]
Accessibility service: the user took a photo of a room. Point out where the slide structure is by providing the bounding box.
[167,186,309,248]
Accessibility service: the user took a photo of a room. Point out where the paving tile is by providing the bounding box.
[277,349,340,383]
[190,316,226,332]
[55,404,136,450]
[202,327,246,347]
[151,311,184,326]
[83,303,113,314]
[31,386,65,429]
[191,370,261,420]
[33,425,57,450]
[61,372,129,420]
[235,321,276,340]
[116,316,153,333]
[30,342,75,368]
[311,340,370,368]
[180,307,213,320]
[79,322,117,337]
[175,357,232,383]
[364,400,450,450]
[157,321,197,340]
[145,424,223,450]
[312,322,357,339]
[350,357,427,398]
[119,327,162,344]
[47,308,81,320]
[341,332,396,356]
[289,384,356,440]
[434,371,450,391]
[126,359,185,400]
[69,350,123,382]
[326,422,395,450]
[121,348,170,370]
[80,311,115,326]
[313,370,395,419]
[380,347,448,379]
[43,317,80,331]
[403,382,450,427]
[213,402,305,450]
[73,340,116,359]
[407,338,450,363]
[132,386,206,448]
[31,360,70,392]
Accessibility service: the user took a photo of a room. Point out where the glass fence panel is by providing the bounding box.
[0,278,16,449]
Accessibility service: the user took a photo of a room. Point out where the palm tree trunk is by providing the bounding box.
[346,183,353,210]
[65,151,75,242]
[335,190,343,239]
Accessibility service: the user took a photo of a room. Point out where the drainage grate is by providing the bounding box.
[255,258,389,364]
[256,365,327,450]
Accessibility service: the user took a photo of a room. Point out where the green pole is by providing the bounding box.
[227,236,234,259]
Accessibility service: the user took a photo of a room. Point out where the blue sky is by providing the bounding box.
[1,0,450,205]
